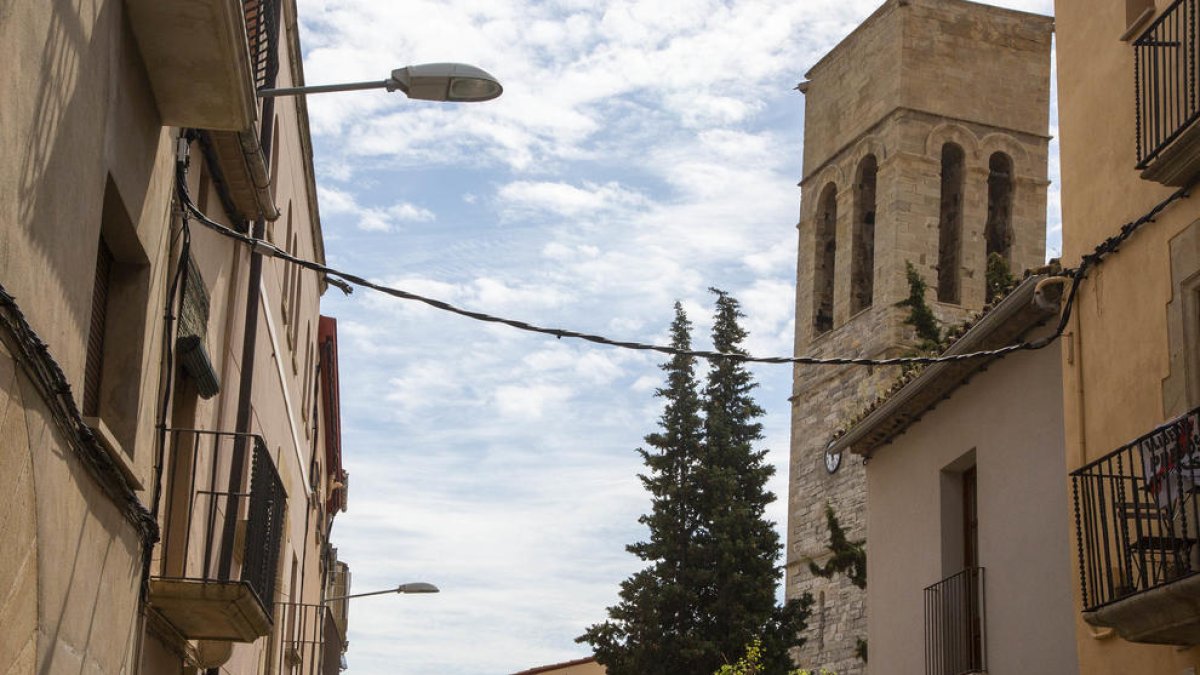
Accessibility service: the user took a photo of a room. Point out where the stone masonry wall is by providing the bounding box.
[785,2,1052,672]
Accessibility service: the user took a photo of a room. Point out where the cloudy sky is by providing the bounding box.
[295,0,1058,672]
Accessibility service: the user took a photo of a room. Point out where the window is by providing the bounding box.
[83,179,151,454]
[985,152,1014,264]
[176,253,220,399]
[1163,219,1200,417]
[813,183,838,335]
[930,451,986,675]
[289,254,302,367]
[1124,0,1155,39]
[282,211,294,325]
[84,240,114,418]
[269,115,281,200]
[301,324,313,426]
[938,143,965,304]
[851,155,878,315]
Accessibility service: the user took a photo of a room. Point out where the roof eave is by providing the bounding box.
[830,274,1062,457]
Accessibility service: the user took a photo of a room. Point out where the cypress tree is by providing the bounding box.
[698,289,805,673]
[579,295,809,674]
[578,302,708,674]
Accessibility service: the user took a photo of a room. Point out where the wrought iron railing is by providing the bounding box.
[156,429,287,615]
[272,603,328,675]
[924,567,986,675]
[1071,406,1200,611]
[326,561,351,642]
[1134,0,1200,168]
[244,0,280,92]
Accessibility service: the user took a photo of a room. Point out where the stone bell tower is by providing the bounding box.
[784,1,1053,671]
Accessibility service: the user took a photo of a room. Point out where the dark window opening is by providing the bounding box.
[83,178,151,453]
[933,454,985,674]
[1126,0,1155,30]
[985,152,1014,264]
[813,183,838,335]
[84,240,114,417]
[269,116,281,200]
[938,143,965,304]
[962,466,979,569]
[851,155,878,315]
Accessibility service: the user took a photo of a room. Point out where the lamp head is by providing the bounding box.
[387,63,503,102]
[396,582,440,594]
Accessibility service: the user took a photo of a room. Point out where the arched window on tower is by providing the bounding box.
[851,155,878,315]
[813,183,838,335]
[938,143,965,304]
[985,152,1014,264]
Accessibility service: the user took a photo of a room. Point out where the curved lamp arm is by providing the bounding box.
[259,63,501,102]
[324,582,440,603]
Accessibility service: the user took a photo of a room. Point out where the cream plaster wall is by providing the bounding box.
[0,0,171,673]
[865,324,1076,675]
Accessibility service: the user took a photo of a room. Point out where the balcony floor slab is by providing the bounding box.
[1084,572,1200,645]
[148,578,272,642]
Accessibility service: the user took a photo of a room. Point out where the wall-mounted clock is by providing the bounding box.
[824,448,842,474]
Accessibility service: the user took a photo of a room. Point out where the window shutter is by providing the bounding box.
[178,254,210,342]
[176,253,221,398]
[84,240,113,416]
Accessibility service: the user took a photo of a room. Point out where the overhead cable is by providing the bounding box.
[173,156,1191,366]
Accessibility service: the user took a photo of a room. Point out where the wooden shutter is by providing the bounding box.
[84,240,113,416]
[178,253,210,341]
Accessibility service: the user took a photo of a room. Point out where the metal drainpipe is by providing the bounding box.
[215,99,276,587]
[214,0,282,596]
[208,1,282,668]
[206,108,274,674]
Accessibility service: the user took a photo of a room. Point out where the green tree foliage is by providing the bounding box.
[579,295,810,674]
[898,261,941,352]
[713,639,835,675]
[700,289,806,672]
[985,252,1017,304]
[578,303,708,674]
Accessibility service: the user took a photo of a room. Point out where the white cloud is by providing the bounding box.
[499,180,648,217]
[493,382,575,419]
[318,185,434,232]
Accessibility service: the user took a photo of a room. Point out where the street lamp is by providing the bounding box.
[258,63,502,102]
[324,582,440,603]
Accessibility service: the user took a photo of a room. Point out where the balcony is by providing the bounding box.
[325,558,351,646]
[1071,406,1200,645]
[126,0,280,222]
[149,430,286,642]
[1135,0,1200,186]
[924,567,987,675]
[125,0,278,130]
[271,603,331,675]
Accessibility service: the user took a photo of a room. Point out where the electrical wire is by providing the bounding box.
[173,155,1191,366]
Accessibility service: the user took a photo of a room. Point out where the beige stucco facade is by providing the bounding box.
[786,2,1052,671]
[1055,0,1200,671]
[853,315,1077,675]
[0,1,349,674]
[0,0,176,671]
